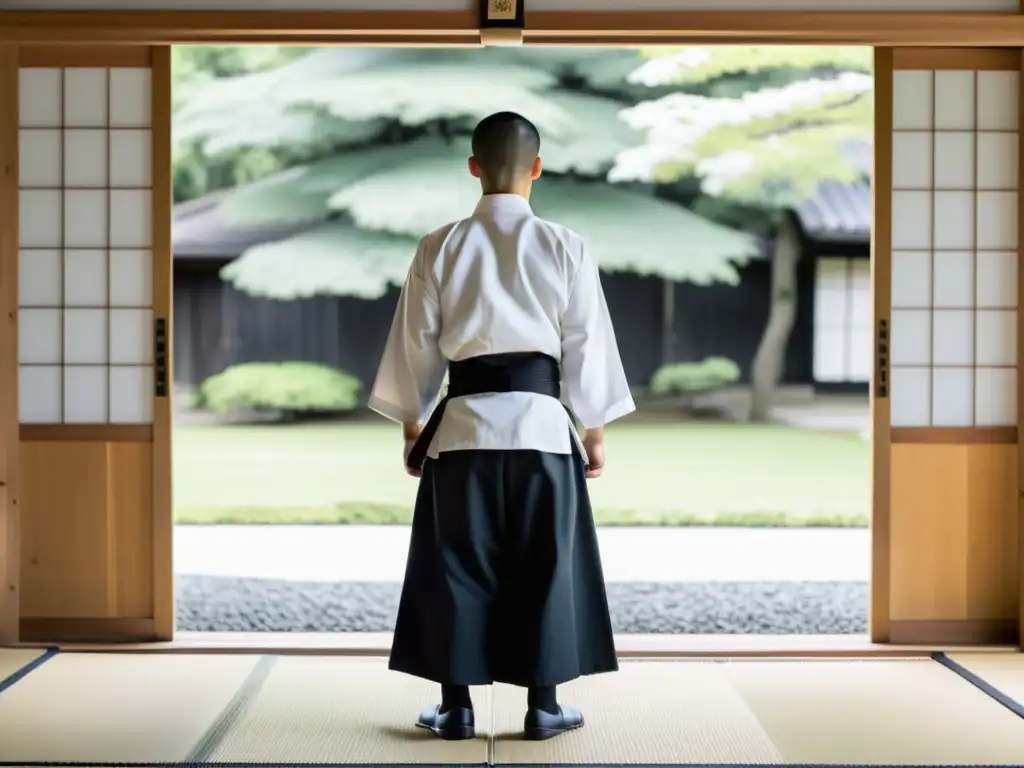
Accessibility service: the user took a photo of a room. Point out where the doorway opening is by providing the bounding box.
[168,44,873,640]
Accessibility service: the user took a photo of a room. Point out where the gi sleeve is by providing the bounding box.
[367,239,446,426]
[560,246,636,430]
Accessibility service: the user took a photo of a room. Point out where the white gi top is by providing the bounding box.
[368,193,636,459]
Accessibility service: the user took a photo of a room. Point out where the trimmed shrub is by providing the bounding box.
[649,357,741,408]
[194,362,361,417]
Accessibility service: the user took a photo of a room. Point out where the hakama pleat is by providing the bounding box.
[388,448,618,688]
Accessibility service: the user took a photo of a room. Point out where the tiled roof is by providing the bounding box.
[172,191,317,259]
[793,179,871,245]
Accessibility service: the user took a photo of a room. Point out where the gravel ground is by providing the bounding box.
[177,576,868,634]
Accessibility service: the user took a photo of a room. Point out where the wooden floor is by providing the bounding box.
[0,648,1023,766]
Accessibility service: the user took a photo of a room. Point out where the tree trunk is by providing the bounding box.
[750,216,802,422]
[661,278,675,366]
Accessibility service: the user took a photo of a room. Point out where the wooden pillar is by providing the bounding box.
[874,48,1022,645]
[0,45,20,646]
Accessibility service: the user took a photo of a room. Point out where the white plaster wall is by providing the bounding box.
[0,0,1018,12]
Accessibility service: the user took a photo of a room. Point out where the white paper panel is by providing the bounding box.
[109,189,152,247]
[976,132,1018,190]
[109,249,152,306]
[18,366,62,424]
[814,287,846,327]
[64,189,108,248]
[975,310,1017,366]
[976,251,1018,308]
[18,249,62,307]
[109,308,153,365]
[890,367,931,427]
[63,308,107,364]
[63,68,107,127]
[934,71,975,131]
[892,132,932,188]
[63,129,108,187]
[893,71,933,131]
[977,71,1020,131]
[813,330,845,382]
[890,309,931,366]
[891,191,931,249]
[849,275,871,329]
[816,258,848,289]
[109,366,153,424]
[933,132,973,189]
[933,191,974,250]
[19,190,62,248]
[931,309,973,365]
[18,69,61,128]
[975,367,1017,426]
[109,129,152,187]
[931,367,974,427]
[976,191,1018,251]
[18,308,62,364]
[109,69,151,128]
[63,366,108,423]
[19,129,62,187]
[63,249,108,306]
[932,251,973,308]
[891,251,931,308]
[848,328,873,382]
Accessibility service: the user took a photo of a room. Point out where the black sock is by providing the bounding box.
[527,685,559,715]
[440,684,472,713]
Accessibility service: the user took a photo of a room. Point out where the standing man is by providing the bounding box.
[369,111,635,742]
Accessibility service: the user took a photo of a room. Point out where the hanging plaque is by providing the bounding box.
[480,0,525,28]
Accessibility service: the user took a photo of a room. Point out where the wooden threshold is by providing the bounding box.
[20,632,1020,659]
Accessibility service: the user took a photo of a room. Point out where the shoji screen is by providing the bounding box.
[7,46,172,643]
[18,65,155,425]
[889,66,1019,429]
[875,49,1020,646]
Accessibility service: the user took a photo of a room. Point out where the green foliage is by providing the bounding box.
[194,362,362,415]
[618,47,874,207]
[220,221,417,300]
[650,357,742,397]
[173,45,871,297]
[217,164,758,298]
[634,46,872,87]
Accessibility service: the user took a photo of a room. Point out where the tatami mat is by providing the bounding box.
[208,657,492,765]
[493,661,783,765]
[723,659,1024,766]
[0,647,46,685]
[0,652,260,764]
[2,654,1024,766]
[948,651,1024,708]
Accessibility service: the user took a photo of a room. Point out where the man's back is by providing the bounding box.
[430,194,581,363]
[370,193,634,460]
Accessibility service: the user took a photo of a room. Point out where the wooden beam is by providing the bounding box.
[1,11,1024,46]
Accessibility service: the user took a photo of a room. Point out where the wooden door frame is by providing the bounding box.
[0,8,1022,650]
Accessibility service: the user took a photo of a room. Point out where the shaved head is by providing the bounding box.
[470,111,541,194]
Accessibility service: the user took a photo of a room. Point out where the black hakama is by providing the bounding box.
[389,352,618,688]
[388,448,618,688]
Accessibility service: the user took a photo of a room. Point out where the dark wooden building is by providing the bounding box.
[172,182,871,396]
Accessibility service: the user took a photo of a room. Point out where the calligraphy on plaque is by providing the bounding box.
[480,0,525,28]
[876,317,889,399]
